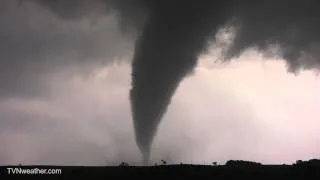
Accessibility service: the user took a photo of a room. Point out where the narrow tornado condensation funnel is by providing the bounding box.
[129,1,222,164]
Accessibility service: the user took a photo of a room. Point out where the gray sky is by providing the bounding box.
[0,0,320,166]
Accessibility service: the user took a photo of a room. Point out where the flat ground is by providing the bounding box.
[1,159,320,179]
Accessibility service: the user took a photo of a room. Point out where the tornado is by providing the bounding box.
[30,0,320,164]
[128,0,320,163]
[129,1,228,163]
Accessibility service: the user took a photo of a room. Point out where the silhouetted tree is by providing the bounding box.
[308,159,320,167]
[296,160,303,165]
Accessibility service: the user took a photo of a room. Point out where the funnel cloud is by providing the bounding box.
[129,1,231,163]
[23,0,320,163]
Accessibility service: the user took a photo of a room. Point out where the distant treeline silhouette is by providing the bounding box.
[294,159,320,167]
[225,160,262,167]
[117,159,320,167]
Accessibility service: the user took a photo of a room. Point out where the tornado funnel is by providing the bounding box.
[129,1,222,164]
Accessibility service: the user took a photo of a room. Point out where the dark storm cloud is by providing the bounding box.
[5,0,320,163]
[0,0,133,97]
[33,0,153,34]
[224,0,320,73]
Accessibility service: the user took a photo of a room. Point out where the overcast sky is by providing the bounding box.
[0,0,320,166]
